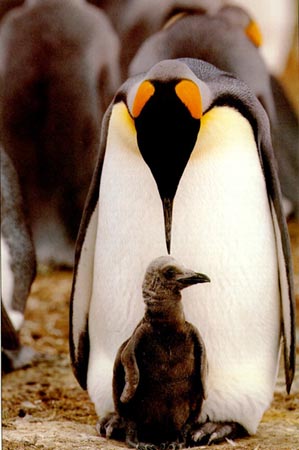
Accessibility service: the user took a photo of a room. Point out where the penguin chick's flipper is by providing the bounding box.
[190,421,247,446]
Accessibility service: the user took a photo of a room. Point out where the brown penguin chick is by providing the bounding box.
[99,256,210,449]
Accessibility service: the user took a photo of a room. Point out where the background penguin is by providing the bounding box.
[129,4,299,217]
[87,0,222,80]
[270,77,299,218]
[70,59,295,443]
[1,146,37,372]
[228,0,297,76]
[99,256,210,448]
[0,0,120,267]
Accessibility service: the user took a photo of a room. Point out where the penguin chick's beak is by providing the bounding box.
[177,271,210,287]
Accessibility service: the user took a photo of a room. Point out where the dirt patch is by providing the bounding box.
[2,219,299,449]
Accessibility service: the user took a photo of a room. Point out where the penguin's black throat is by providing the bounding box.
[134,81,201,253]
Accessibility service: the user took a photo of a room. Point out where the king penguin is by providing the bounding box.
[70,59,295,443]
[129,4,299,217]
[100,255,210,448]
[87,0,222,80]
[0,0,120,267]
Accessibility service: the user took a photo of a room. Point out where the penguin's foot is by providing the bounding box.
[126,435,158,450]
[125,422,158,450]
[189,421,247,446]
[160,441,185,450]
[130,443,158,450]
[96,412,125,440]
[2,346,40,373]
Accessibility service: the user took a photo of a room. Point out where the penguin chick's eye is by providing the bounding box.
[162,266,177,280]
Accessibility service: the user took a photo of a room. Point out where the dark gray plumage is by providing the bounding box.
[99,256,210,449]
[270,76,299,217]
[129,5,299,217]
[88,0,222,80]
[0,0,120,267]
[1,146,36,372]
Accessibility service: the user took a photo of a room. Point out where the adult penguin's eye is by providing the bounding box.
[163,266,177,280]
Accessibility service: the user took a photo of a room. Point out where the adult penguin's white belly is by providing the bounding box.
[87,103,280,433]
[87,103,167,413]
[171,106,280,433]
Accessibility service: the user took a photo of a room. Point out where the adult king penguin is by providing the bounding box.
[70,59,295,443]
[129,4,299,217]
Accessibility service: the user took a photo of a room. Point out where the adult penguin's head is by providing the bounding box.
[127,60,212,253]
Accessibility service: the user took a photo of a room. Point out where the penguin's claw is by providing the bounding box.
[190,421,246,445]
[96,412,125,439]
[137,444,158,450]
[165,442,185,450]
[125,437,158,450]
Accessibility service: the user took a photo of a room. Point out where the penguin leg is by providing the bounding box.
[189,421,247,446]
[96,411,125,440]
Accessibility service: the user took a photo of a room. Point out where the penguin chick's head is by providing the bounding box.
[142,256,210,305]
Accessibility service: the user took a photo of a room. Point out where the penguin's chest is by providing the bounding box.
[137,328,196,384]
[92,104,279,359]
[91,103,167,345]
[171,106,279,362]
[127,329,197,435]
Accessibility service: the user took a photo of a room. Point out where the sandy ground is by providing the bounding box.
[2,217,299,450]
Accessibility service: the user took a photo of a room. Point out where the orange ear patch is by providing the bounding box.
[132,81,155,118]
[175,80,202,119]
[245,20,263,47]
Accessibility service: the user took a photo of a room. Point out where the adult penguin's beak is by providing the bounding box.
[162,197,173,254]
[131,77,203,254]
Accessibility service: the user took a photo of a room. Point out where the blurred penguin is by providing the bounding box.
[88,0,223,80]
[1,146,37,373]
[88,0,297,79]
[227,0,297,76]
[0,0,121,267]
[129,5,299,217]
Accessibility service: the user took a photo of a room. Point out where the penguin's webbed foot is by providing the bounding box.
[96,411,125,440]
[189,421,247,446]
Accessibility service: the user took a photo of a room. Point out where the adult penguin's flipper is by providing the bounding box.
[69,105,113,389]
[260,131,296,393]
